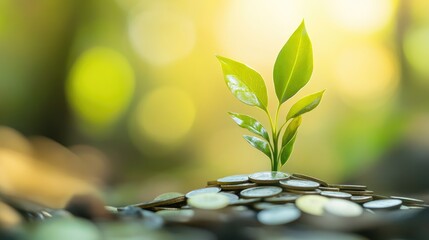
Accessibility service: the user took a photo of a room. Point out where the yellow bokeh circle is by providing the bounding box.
[133,87,195,145]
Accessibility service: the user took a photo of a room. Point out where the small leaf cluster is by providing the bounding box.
[217,21,324,171]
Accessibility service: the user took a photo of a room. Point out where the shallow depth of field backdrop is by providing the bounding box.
[0,0,429,205]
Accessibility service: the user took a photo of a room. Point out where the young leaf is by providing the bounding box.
[273,20,313,104]
[229,112,269,141]
[243,135,271,158]
[279,135,297,166]
[282,116,302,146]
[217,56,268,110]
[286,90,324,121]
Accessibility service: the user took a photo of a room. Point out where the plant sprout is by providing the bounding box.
[217,21,324,171]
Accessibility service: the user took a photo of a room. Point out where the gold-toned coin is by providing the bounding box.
[249,171,290,184]
[206,180,219,186]
[350,195,373,203]
[257,205,301,225]
[217,174,249,184]
[280,179,320,190]
[363,199,402,210]
[329,184,367,191]
[240,186,283,198]
[318,187,339,191]
[285,188,321,195]
[185,187,221,198]
[295,195,329,216]
[320,191,352,199]
[220,183,257,191]
[342,190,374,196]
[187,193,229,210]
[292,173,328,187]
[323,199,363,217]
[133,193,186,209]
[264,193,301,203]
[390,196,425,205]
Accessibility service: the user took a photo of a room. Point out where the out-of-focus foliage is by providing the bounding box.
[0,0,428,204]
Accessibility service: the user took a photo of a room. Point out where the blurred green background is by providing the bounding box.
[1,0,429,206]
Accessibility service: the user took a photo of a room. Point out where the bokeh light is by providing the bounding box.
[404,27,429,79]
[128,3,196,65]
[328,0,395,33]
[333,43,398,108]
[67,47,135,135]
[131,87,195,146]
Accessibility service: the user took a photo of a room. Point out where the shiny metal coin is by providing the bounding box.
[218,192,239,203]
[318,186,339,191]
[363,199,402,210]
[329,184,367,190]
[257,205,301,225]
[264,193,301,203]
[156,209,194,223]
[324,199,363,217]
[286,188,321,195]
[187,193,229,210]
[240,186,283,198]
[320,191,352,199]
[292,173,328,187]
[154,192,184,201]
[350,195,373,203]
[390,196,425,205]
[229,198,260,206]
[217,174,249,184]
[185,187,221,198]
[249,171,290,183]
[280,179,320,190]
[220,183,257,191]
[296,195,329,216]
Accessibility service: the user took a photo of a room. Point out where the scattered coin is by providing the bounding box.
[240,186,283,198]
[218,192,239,203]
[350,196,373,203]
[363,199,402,210]
[253,202,279,210]
[329,184,367,191]
[229,198,261,206]
[280,179,320,190]
[292,173,329,187]
[296,195,330,216]
[320,191,352,199]
[206,180,219,186]
[249,171,290,184]
[187,193,229,210]
[185,187,221,198]
[342,190,374,196]
[390,196,425,205]
[220,183,257,191]
[257,205,301,225]
[264,193,301,203]
[156,209,195,223]
[154,192,184,201]
[324,199,363,217]
[285,189,322,195]
[217,174,249,184]
[318,187,340,191]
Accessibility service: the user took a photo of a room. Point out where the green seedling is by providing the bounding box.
[217,20,324,171]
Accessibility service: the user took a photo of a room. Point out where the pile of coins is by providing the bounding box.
[2,171,428,239]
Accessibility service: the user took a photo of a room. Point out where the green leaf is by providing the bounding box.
[229,112,269,141]
[279,135,296,166]
[286,90,324,121]
[243,135,271,158]
[217,56,268,110]
[282,116,302,146]
[273,20,313,104]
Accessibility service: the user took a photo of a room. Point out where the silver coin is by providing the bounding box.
[218,192,239,203]
[240,186,283,198]
[249,171,290,183]
[154,192,184,201]
[329,184,367,190]
[156,209,194,222]
[257,205,301,225]
[187,193,229,210]
[229,198,260,206]
[264,193,301,203]
[296,195,330,216]
[217,174,249,184]
[280,179,320,190]
[363,199,402,210]
[390,196,425,205]
[320,191,352,199]
[220,182,257,190]
[185,187,221,198]
[350,195,373,203]
[323,199,363,217]
[292,173,329,187]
